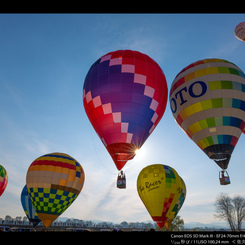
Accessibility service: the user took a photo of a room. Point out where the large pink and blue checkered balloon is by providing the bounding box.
[83,50,168,170]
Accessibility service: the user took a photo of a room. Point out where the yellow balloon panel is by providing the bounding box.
[137,164,182,228]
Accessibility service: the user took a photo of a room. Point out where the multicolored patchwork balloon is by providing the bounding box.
[26,153,85,228]
[0,164,8,197]
[170,58,245,170]
[164,177,186,229]
[21,185,41,227]
[83,50,168,171]
[137,164,183,228]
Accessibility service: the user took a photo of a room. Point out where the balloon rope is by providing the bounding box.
[89,124,117,176]
[211,159,221,173]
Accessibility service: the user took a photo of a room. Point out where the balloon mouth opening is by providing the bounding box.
[203,144,234,170]
[209,152,231,168]
[106,143,138,170]
[37,213,59,228]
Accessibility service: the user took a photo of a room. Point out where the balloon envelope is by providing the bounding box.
[235,22,245,42]
[83,50,168,170]
[170,58,245,170]
[0,165,8,197]
[26,153,85,228]
[21,185,41,227]
[137,164,182,228]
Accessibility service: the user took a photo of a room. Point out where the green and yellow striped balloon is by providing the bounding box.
[170,58,245,170]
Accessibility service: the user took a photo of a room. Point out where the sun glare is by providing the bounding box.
[135,149,140,154]
[134,147,147,161]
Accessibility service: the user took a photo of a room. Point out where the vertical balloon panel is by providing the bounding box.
[164,177,186,229]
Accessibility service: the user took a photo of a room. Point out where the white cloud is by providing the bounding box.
[184,192,215,207]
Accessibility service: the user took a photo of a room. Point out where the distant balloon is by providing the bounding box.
[0,165,8,197]
[21,185,41,227]
[170,59,245,177]
[164,177,186,229]
[235,22,245,42]
[83,50,168,171]
[137,164,184,229]
[26,153,85,228]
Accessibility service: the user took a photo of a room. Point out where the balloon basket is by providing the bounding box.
[117,171,126,189]
[219,170,230,185]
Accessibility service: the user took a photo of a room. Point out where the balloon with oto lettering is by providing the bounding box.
[169,58,245,184]
[83,50,168,173]
[137,164,184,229]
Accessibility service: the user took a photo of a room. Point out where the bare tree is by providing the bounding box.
[214,193,245,231]
[233,196,245,231]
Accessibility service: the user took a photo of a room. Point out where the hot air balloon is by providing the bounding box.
[170,58,245,185]
[164,177,186,230]
[235,22,245,42]
[137,164,183,229]
[21,185,41,227]
[83,50,168,187]
[0,165,8,197]
[26,152,85,228]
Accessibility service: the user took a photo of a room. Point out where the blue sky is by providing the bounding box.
[1,14,245,225]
